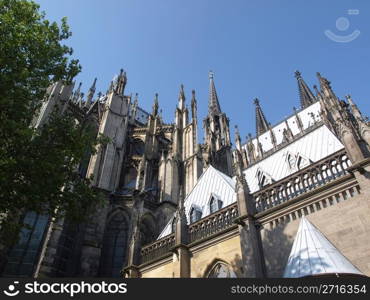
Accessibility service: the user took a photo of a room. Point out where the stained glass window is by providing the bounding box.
[207,262,237,278]
[99,212,128,277]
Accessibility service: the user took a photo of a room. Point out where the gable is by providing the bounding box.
[158,166,236,238]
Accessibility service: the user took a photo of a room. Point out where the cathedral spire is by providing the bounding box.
[295,70,316,108]
[73,82,82,103]
[254,98,269,136]
[346,94,363,121]
[191,89,197,121]
[208,71,221,115]
[115,69,127,95]
[316,72,337,100]
[85,78,97,107]
[134,92,139,106]
[152,93,159,116]
[130,93,138,122]
[178,84,185,110]
[77,92,84,107]
[313,85,323,101]
[346,95,370,149]
[235,125,242,151]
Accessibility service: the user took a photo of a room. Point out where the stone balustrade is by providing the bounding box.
[188,204,239,243]
[253,149,351,213]
[140,233,175,264]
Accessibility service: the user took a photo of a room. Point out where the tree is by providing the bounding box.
[0,0,104,247]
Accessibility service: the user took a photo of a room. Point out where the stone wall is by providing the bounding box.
[141,258,174,278]
[139,232,243,278]
[190,233,242,278]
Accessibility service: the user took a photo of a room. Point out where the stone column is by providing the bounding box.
[233,144,266,278]
[172,245,191,278]
[171,189,191,278]
[122,191,144,278]
[237,219,266,278]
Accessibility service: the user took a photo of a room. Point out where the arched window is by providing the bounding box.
[209,194,223,214]
[207,262,237,278]
[210,197,217,214]
[2,212,49,277]
[99,211,129,277]
[190,207,202,223]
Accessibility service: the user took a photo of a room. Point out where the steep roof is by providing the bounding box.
[243,101,324,153]
[283,217,363,278]
[158,165,236,238]
[242,124,343,193]
[208,72,222,115]
[158,125,344,239]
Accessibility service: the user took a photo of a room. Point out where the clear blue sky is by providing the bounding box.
[36,0,370,143]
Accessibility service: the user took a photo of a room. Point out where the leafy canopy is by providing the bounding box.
[0,0,104,245]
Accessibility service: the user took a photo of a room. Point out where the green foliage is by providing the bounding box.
[0,0,104,246]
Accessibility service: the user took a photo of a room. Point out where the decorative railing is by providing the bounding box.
[189,203,239,243]
[140,204,239,264]
[260,181,360,230]
[254,149,351,213]
[140,233,175,264]
[132,127,147,134]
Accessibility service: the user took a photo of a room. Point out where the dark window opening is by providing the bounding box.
[99,212,128,278]
[2,212,49,277]
[190,207,202,223]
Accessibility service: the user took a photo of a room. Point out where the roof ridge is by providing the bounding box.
[183,165,213,205]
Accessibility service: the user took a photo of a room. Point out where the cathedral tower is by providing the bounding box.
[86,69,130,191]
[202,72,233,176]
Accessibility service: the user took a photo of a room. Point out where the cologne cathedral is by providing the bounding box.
[1,70,370,278]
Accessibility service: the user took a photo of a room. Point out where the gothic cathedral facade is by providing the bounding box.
[2,70,370,278]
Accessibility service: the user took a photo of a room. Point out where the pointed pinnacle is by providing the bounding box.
[92,77,97,88]
[254,98,269,136]
[295,71,315,108]
[208,71,221,115]
[179,84,185,99]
